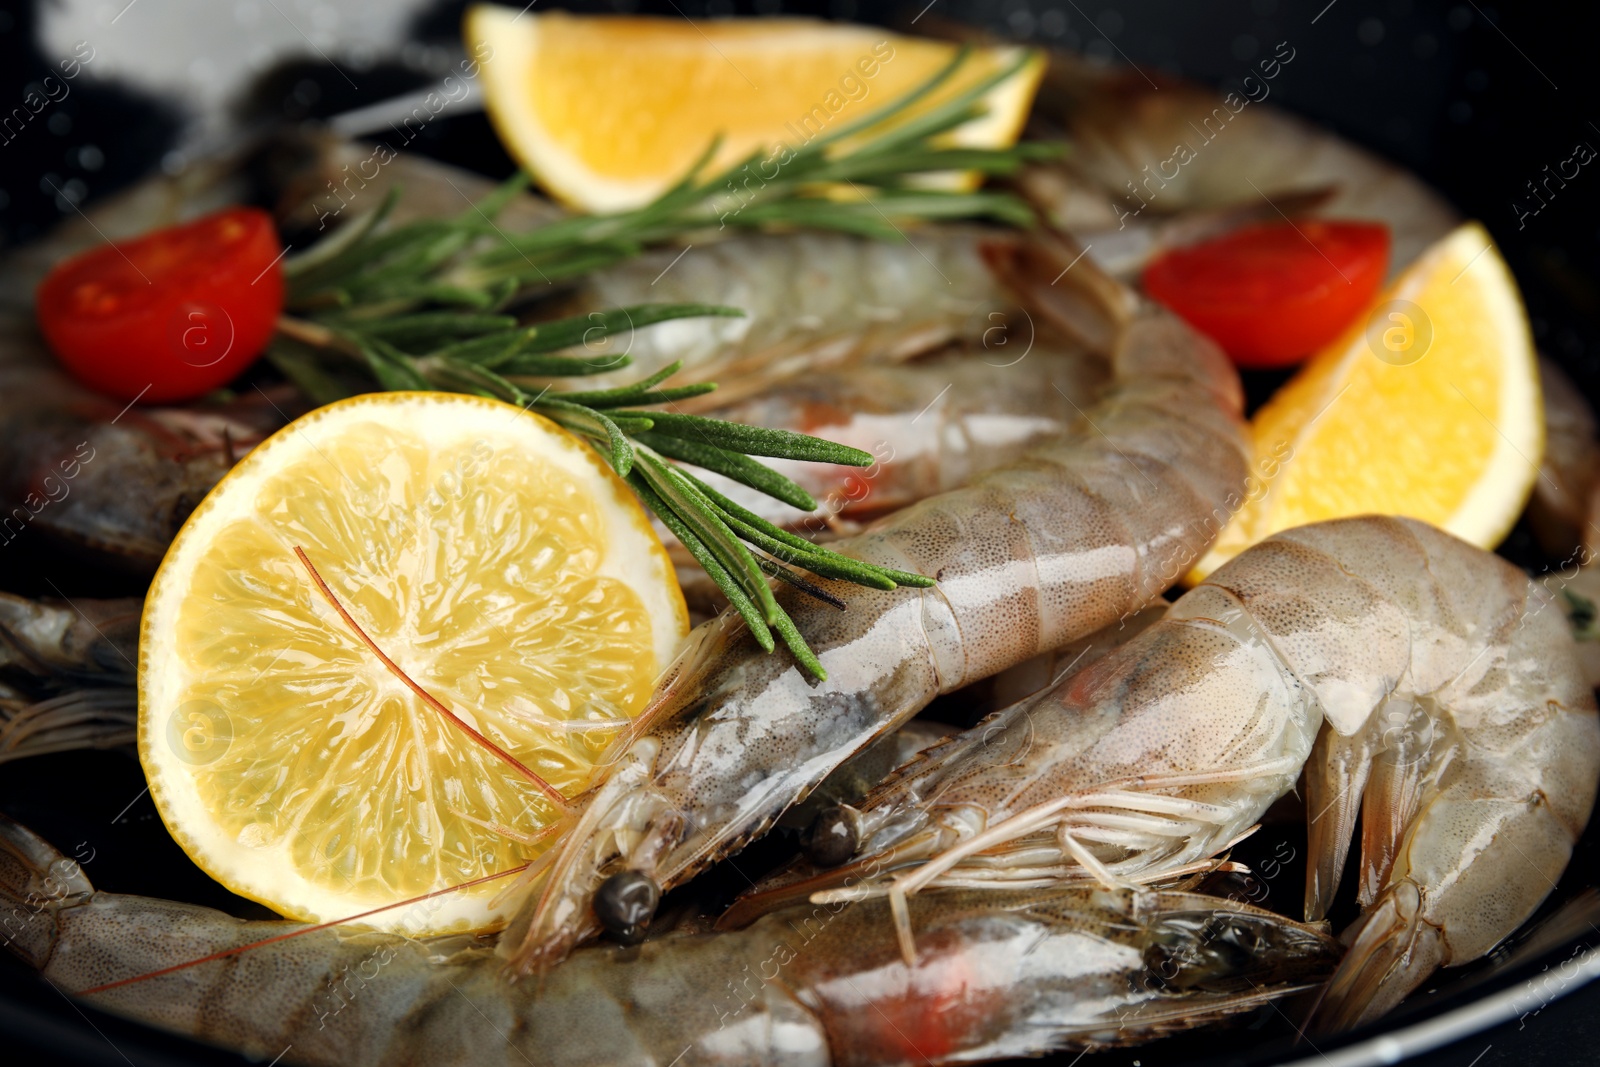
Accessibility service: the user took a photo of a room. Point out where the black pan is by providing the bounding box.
[2,3,1597,1066]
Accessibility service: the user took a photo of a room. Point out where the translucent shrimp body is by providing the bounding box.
[741,516,1599,1029]
[693,340,1109,532]
[0,817,1339,1067]
[725,595,1320,930]
[566,229,1011,402]
[509,252,1250,973]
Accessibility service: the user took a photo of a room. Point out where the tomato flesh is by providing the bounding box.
[1141,219,1391,369]
[36,207,285,402]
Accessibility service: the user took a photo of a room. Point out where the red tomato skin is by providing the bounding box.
[35,208,284,402]
[1141,220,1390,369]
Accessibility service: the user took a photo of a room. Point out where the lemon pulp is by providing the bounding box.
[140,392,686,933]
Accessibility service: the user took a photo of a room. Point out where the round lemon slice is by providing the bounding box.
[1191,221,1542,580]
[139,392,687,933]
[465,7,1043,212]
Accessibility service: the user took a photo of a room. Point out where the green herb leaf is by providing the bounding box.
[535,398,641,476]
[634,431,816,511]
[627,471,775,654]
[620,411,875,467]
[265,340,355,406]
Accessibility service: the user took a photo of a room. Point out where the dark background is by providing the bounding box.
[3,1,1600,1065]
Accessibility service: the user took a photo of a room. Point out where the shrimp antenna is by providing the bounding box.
[294,546,568,811]
[76,861,530,996]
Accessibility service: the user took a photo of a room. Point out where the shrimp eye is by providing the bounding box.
[805,805,859,868]
[594,870,659,945]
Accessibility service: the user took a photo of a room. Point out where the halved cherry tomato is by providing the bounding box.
[36,207,285,402]
[1141,219,1390,369]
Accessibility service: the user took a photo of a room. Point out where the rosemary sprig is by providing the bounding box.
[282,48,1059,310]
[264,49,1059,675]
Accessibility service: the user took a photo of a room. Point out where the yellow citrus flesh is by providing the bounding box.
[139,393,687,933]
[465,7,1044,211]
[1192,222,1543,581]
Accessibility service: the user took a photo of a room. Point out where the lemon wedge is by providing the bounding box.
[1192,221,1542,580]
[139,392,686,933]
[465,7,1043,212]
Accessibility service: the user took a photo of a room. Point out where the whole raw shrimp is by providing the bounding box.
[0,815,1340,1067]
[506,238,1251,971]
[726,516,1599,1030]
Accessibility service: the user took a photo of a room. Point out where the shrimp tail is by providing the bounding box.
[981,227,1134,354]
[0,814,93,969]
[1313,777,1591,1031]
[1312,882,1445,1032]
[0,591,139,685]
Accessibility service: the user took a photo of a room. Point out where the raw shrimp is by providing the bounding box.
[729,516,1596,1030]
[1291,519,1597,1028]
[0,590,138,686]
[1524,360,1600,684]
[1018,55,1459,279]
[266,133,1035,408]
[692,339,1108,533]
[0,816,1340,1067]
[559,228,1014,405]
[506,239,1250,972]
[721,577,1317,930]
[244,132,1031,410]
[783,605,1169,834]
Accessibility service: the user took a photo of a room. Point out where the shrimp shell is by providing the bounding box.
[560,229,1012,404]
[1529,356,1600,557]
[506,239,1250,972]
[0,815,1340,1067]
[692,339,1109,532]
